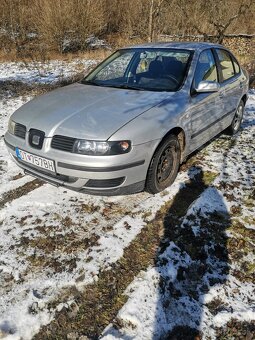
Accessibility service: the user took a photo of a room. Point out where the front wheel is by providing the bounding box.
[146,135,181,194]
[227,100,244,135]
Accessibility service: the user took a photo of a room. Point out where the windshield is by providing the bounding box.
[82,48,192,92]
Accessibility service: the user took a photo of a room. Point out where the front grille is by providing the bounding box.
[14,123,26,139]
[85,177,125,188]
[51,135,76,152]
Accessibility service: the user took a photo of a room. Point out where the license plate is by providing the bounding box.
[15,148,55,173]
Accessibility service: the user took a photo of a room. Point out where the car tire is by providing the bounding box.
[146,134,181,194]
[227,100,244,135]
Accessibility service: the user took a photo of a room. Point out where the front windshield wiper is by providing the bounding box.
[112,84,171,92]
[108,84,144,91]
[81,81,144,91]
[81,80,172,92]
[80,80,100,86]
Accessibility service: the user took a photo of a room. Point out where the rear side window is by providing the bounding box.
[193,49,218,88]
[232,57,240,74]
[215,49,235,81]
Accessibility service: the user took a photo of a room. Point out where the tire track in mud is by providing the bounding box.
[0,179,43,209]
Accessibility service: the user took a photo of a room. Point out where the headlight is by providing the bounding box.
[73,140,131,155]
[8,119,16,135]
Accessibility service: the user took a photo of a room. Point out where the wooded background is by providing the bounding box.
[0,0,254,60]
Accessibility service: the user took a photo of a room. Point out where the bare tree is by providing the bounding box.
[32,0,74,53]
[148,0,167,42]
[208,0,254,43]
[176,0,254,43]
[73,0,105,49]
[0,0,35,53]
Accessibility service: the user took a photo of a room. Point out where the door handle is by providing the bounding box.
[239,81,244,89]
[219,92,225,99]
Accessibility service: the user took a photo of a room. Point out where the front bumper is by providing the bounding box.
[4,132,159,195]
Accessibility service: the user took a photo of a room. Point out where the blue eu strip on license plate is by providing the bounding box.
[15,147,22,160]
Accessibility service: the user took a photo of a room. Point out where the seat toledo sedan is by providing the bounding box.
[5,42,249,195]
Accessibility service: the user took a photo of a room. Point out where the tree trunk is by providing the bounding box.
[148,0,154,42]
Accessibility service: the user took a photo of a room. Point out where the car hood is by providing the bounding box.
[12,83,172,140]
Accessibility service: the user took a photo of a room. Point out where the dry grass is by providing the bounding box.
[0,48,111,63]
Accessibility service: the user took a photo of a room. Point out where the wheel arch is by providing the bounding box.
[160,127,186,162]
[144,126,187,192]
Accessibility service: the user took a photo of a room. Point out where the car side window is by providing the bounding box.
[232,56,241,74]
[193,49,218,89]
[215,49,235,81]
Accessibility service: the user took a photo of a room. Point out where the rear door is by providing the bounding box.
[214,48,243,128]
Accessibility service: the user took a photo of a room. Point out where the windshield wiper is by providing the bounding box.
[109,84,144,91]
[81,81,144,91]
[81,81,169,92]
[80,80,100,86]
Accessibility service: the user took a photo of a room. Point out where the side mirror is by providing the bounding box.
[195,81,220,93]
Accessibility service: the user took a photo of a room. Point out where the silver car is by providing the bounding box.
[5,42,249,195]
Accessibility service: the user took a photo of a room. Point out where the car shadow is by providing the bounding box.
[153,166,230,339]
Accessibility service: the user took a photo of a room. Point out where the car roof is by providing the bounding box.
[122,41,224,51]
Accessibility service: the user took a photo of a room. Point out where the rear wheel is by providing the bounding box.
[227,100,244,135]
[146,135,181,194]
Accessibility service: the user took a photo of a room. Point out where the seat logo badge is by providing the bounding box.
[32,135,40,145]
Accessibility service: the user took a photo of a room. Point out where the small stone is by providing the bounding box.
[67,332,79,340]
[33,289,43,299]
[79,336,89,340]
[67,301,79,319]
[58,314,67,327]
[0,330,8,338]
[29,302,39,314]
[247,331,254,340]
[3,272,13,282]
